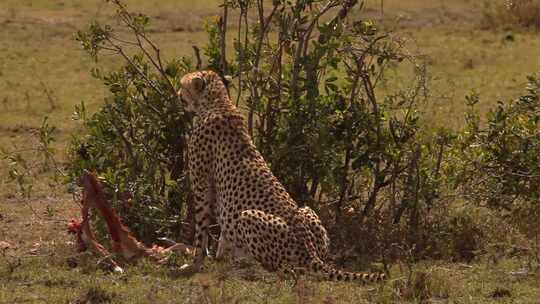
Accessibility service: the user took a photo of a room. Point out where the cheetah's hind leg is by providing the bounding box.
[216,232,251,267]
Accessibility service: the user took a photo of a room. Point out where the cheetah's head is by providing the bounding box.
[177,70,229,115]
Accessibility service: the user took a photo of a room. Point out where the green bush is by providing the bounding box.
[70,3,195,242]
[458,75,540,209]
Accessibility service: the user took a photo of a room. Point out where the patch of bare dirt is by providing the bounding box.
[0,195,78,256]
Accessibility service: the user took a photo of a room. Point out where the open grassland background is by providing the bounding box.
[1,0,540,303]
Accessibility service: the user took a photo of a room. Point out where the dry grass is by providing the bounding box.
[1,198,539,303]
[1,0,540,303]
[482,0,540,29]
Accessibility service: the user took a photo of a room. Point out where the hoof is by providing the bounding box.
[179,263,193,271]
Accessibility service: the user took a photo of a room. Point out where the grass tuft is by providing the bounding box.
[482,0,540,29]
[72,286,117,304]
[489,286,512,299]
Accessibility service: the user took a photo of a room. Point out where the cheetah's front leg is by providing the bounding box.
[183,182,215,272]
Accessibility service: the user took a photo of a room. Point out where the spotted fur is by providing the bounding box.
[216,206,329,262]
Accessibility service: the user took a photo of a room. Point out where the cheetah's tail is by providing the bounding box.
[309,258,387,283]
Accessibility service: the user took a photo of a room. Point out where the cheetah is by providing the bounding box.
[177,70,385,283]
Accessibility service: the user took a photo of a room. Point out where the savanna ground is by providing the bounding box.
[1,0,539,303]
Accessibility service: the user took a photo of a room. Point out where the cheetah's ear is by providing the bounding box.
[191,76,206,93]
